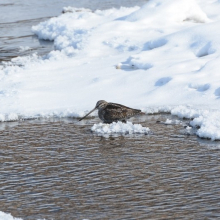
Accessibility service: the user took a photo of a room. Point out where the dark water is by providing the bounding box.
[0,114,220,219]
[0,0,148,62]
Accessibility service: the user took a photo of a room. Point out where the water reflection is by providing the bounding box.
[0,114,220,219]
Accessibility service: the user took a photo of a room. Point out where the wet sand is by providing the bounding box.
[0,114,220,219]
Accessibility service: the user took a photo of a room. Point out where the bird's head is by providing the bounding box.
[95,100,108,110]
[79,100,108,121]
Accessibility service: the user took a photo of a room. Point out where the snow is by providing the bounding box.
[91,121,150,135]
[62,7,92,14]
[19,46,32,52]
[190,112,220,141]
[171,106,220,141]
[118,0,210,23]
[1,0,220,140]
[164,119,182,125]
[0,211,22,220]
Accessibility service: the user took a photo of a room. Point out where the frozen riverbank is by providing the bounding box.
[0,0,147,62]
[1,0,220,140]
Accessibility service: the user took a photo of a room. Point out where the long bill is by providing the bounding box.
[78,107,97,121]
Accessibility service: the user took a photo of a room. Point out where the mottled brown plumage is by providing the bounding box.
[79,100,143,123]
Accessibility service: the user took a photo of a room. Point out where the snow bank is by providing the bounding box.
[91,121,150,135]
[190,112,220,141]
[32,6,139,56]
[0,113,19,122]
[1,0,220,141]
[0,211,22,220]
[171,106,220,141]
[119,0,210,24]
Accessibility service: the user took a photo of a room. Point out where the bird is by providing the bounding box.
[79,100,144,123]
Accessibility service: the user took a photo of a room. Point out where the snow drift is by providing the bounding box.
[1,0,220,140]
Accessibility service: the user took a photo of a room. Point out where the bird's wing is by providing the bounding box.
[103,103,141,121]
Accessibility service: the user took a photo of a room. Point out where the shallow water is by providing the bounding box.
[0,0,148,62]
[1,1,220,219]
[0,114,220,219]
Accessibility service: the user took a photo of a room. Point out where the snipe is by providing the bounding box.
[79,100,143,123]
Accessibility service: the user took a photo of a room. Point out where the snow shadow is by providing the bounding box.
[214,87,220,98]
[155,77,172,86]
[188,83,210,92]
[191,42,216,58]
[143,38,167,51]
[116,59,153,71]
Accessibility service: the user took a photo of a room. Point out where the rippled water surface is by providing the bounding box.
[0,114,220,219]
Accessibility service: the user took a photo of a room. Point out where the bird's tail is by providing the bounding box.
[134,110,146,115]
[139,111,146,115]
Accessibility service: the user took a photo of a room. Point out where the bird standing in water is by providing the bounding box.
[79,100,143,123]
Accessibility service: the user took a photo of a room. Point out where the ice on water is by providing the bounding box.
[164,119,182,125]
[91,121,150,135]
[0,211,22,220]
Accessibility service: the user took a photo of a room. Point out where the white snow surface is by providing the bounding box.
[164,119,182,125]
[1,0,220,140]
[0,211,22,220]
[91,121,150,135]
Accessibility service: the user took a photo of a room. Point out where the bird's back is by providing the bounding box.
[99,102,141,123]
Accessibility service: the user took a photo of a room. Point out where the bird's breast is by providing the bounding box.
[98,109,105,122]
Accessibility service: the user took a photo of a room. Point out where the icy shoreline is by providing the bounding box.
[1,0,220,140]
[0,105,219,141]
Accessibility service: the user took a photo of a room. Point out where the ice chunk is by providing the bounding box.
[190,112,220,141]
[0,211,23,220]
[164,119,181,125]
[91,121,150,135]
